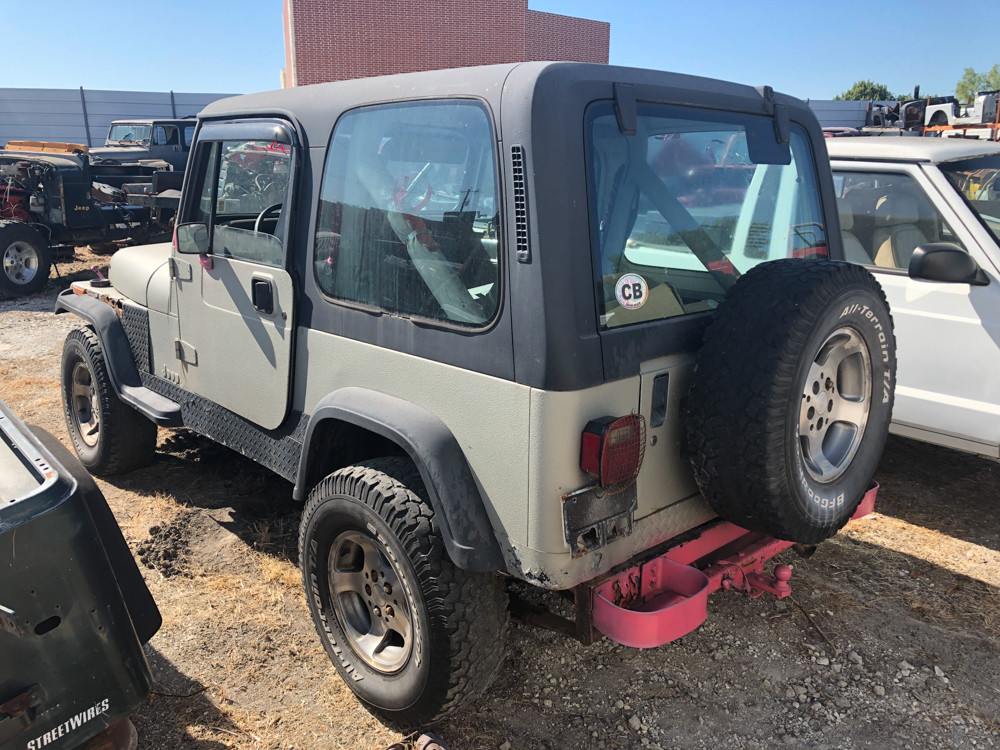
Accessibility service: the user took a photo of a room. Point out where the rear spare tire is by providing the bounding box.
[686,259,895,544]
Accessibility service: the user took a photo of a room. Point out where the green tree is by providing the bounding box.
[956,65,1000,103]
[834,80,896,101]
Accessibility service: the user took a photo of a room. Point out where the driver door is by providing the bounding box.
[172,119,296,430]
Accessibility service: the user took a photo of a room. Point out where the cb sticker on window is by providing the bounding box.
[615,273,648,311]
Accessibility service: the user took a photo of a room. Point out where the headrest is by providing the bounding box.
[875,193,920,227]
[836,200,854,231]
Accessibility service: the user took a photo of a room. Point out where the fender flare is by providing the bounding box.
[54,290,181,426]
[294,387,505,572]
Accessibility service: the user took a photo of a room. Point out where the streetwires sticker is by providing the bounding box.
[615,273,648,310]
[26,698,109,749]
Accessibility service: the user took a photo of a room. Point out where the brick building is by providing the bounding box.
[281,0,609,87]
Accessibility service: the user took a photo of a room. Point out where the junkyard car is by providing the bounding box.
[0,399,159,750]
[829,137,1000,456]
[89,118,196,171]
[55,62,895,726]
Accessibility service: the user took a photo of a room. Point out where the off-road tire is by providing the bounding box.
[686,259,896,544]
[299,457,509,728]
[0,223,50,298]
[61,327,157,475]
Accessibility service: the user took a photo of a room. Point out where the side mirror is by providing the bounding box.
[175,223,209,255]
[908,243,989,286]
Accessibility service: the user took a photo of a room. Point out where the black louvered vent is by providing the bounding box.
[511,145,530,263]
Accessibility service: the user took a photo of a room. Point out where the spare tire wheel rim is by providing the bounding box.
[798,326,871,483]
[3,240,39,285]
[70,361,101,447]
[328,529,413,672]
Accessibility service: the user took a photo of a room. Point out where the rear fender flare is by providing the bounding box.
[295,387,505,572]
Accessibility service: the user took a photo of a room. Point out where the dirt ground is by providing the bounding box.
[2,250,999,749]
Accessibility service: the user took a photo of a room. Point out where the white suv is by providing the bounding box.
[829,137,1000,456]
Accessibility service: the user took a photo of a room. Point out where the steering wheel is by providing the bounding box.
[254,203,283,234]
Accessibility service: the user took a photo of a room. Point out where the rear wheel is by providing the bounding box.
[299,457,508,728]
[0,224,50,298]
[686,260,896,544]
[61,327,157,475]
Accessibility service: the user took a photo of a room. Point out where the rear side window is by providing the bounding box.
[313,100,500,327]
[586,103,826,329]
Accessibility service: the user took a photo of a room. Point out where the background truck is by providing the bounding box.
[0,140,181,298]
[89,117,197,174]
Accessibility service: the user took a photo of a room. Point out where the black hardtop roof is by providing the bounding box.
[198,61,811,136]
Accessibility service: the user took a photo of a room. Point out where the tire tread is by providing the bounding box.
[299,457,508,727]
[686,259,895,543]
[62,327,157,475]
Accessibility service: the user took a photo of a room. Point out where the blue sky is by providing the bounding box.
[7,1,1000,100]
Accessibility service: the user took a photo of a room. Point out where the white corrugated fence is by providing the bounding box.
[0,87,237,147]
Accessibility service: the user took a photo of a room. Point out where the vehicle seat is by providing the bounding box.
[837,201,871,265]
[871,193,928,268]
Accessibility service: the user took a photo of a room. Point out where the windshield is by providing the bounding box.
[586,103,826,329]
[938,154,1000,246]
[107,124,151,143]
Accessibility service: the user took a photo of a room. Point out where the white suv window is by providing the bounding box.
[834,171,965,270]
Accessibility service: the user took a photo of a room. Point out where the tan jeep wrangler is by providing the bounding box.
[55,62,895,727]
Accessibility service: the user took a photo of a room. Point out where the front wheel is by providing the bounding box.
[61,327,157,475]
[0,224,50,298]
[299,458,508,728]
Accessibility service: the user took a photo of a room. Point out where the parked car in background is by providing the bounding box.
[828,137,1000,456]
[89,117,197,171]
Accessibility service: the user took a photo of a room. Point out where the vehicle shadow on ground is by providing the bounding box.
[873,435,1000,553]
[107,429,302,560]
[436,532,1000,750]
[132,646,234,749]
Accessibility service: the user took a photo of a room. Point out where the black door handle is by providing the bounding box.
[650,373,669,428]
[251,278,274,315]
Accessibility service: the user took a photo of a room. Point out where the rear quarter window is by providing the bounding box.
[312,100,501,328]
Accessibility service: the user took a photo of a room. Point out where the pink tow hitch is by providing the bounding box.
[587,483,879,648]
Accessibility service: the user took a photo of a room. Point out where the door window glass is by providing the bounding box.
[833,170,965,269]
[938,154,1000,246]
[313,100,500,327]
[181,139,291,267]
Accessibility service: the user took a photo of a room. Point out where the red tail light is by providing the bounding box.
[172,223,178,252]
[580,414,646,492]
